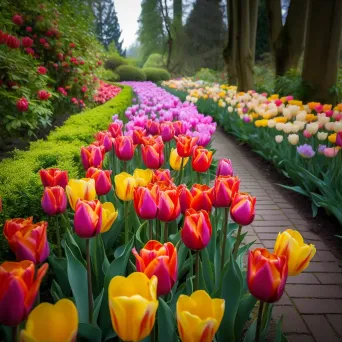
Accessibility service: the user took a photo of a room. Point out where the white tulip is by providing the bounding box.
[288,134,299,145]
[275,135,284,143]
[317,132,328,140]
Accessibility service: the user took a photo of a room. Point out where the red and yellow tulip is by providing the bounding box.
[192,146,213,173]
[157,186,181,222]
[66,178,96,210]
[175,135,198,157]
[212,176,240,208]
[101,202,118,233]
[178,184,193,214]
[86,167,112,196]
[39,168,68,188]
[152,169,172,183]
[141,138,164,169]
[190,184,213,212]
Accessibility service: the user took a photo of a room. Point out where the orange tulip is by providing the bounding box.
[132,127,146,145]
[178,184,193,214]
[175,135,198,157]
[152,169,172,183]
[212,176,240,208]
[192,146,213,172]
[157,186,181,222]
[190,184,213,212]
[3,217,33,249]
[230,192,256,226]
[0,261,48,326]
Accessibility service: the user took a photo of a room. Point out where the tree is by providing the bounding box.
[92,0,125,55]
[265,0,309,77]
[255,0,270,60]
[301,0,342,104]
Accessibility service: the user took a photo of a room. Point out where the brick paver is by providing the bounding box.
[212,127,342,341]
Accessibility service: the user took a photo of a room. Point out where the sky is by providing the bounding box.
[115,0,142,49]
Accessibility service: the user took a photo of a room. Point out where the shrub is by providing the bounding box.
[194,68,218,83]
[104,55,128,71]
[97,68,120,82]
[116,65,147,81]
[143,53,166,68]
[0,84,133,261]
[143,67,171,82]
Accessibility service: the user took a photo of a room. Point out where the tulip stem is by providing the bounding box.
[195,250,200,291]
[55,215,62,258]
[164,222,168,243]
[149,219,153,240]
[196,171,201,184]
[233,225,243,260]
[178,157,185,185]
[220,207,229,272]
[255,301,265,342]
[12,325,19,342]
[86,239,93,324]
[123,161,127,172]
[124,201,129,244]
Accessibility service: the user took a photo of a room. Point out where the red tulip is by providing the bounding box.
[3,217,33,250]
[108,122,123,138]
[181,209,212,250]
[41,186,67,216]
[132,240,177,296]
[133,185,159,220]
[114,136,135,161]
[175,135,198,157]
[160,122,175,142]
[336,132,342,147]
[211,176,240,208]
[74,199,102,238]
[230,192,256,226]
[39,168,68,188]
[142,138,164,169]
[81,145,105,170]
[146,120,160,135]
[173,121,187,136]
[86,167,112,196]
[190,184,212,212]
[152,169,172,183]
[178,184,193,214]
[192,146,213,172]
[0,261,48,326]
[16,97,29,112]
[247,248,288,303]
[157,186,180,222]
[132,127,146,145]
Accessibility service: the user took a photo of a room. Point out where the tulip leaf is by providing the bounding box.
[64,228,86,267]
[276,316,288,342]
[277,184,309,197]
[177,241,189,277]
[93,288,104,323]
[158,298,178,342]
[77,323,102,342]
[201,247,214,294]
[51,279,65,302]
[217,254,242,341]
[48,255,71,296]
[65,244,89,324]
[169,282,186,313]
[135,220,148,248]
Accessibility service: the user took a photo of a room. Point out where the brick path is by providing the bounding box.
[212,127,342,342]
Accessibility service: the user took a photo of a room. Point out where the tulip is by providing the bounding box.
[142,139,164,169]
[133,168,153,186]
[39,168,68,188]
[216,158,234,177]
[190,184,213,212]
[336,132,342,147]
[178,184,193,214]
[160,121,175,142]
[114,136,135,161]
[108,272,159,342]
[74,199,102,238]
[157,187,181,222]
[132,240,177,296]
[41,186,67,216]
[173,121,187,136]
[324,146,340,158]
[192,146,213,172]
[274,229,316,276]
[86,167,112,196]
[4,221,49,264]
[230,192,256,226]
[288,134,299,145]
[181,208,212,250]
[175,135,198,157]
[177,290,225,342]
[152,169,172,183]
[3,217,33,249]
[114,172,137,201]
[212,176,240,208]
[132,127,146,145]
[20,299,78,342]
[0,261,48,326]
[146,120,160,135]
[66,178,96,210]
[170,148,189,171]
[101,202,118,233]
[108,121,123,138]
[134,185,159,220]
[247,248,287,303]
[81,145,105,170]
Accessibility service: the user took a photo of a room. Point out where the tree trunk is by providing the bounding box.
[249,0,259,63]
[266,0,309,77]
[302,0,342,104]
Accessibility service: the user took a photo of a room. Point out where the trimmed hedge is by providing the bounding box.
[104,55,128,71]
[143,67,171,82]
[116,65,147,81]
[0,84,133,261]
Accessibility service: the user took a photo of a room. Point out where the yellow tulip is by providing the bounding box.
[274,229,316,276]
[114,172,136,201]
[20,299,78,342]
[274,117,288,123]
[328,133,337,144]
[108,272,159,342]
[169,148,189,171]
[101,202,118,233]
[133,168,153,186]
[177,290,225,342]
[66,178,96,210]
[254,119,268,128]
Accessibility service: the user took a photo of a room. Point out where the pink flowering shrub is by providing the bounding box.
[93,81,122,104]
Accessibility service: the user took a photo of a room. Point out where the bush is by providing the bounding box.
[143,53,166,68]
[116,65,147,81]
[0,84,133,261]
[104,55,128,71]
[143,67,171,82]
[97,68,120,82]
[194,68,218,83]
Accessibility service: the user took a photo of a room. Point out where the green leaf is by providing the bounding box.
[135,220,148,248]
[201,247,215,294]
[50,279,65,303]
[77,323,102,342]
[158,298,178,342]
[93,288,104,323]
[277,184,309,197]
[276,315,288,342]
[64,228,86,267]
[48,255,71,296]
[65,244,89,324]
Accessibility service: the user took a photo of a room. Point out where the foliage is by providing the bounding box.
[143,67,171,82]
[96,68,120,82]
[143,53,166,68]
[116,65,147,81]
[194,68,218,83]
[0,84,133,261]
[104,54,128,71]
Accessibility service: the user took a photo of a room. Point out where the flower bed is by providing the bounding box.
[163,79,342,225]
[0,81,318,341]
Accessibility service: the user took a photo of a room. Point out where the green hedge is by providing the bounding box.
[0,84,133,261]
[116,65,147,81]
[143,67,171,82]
[104,55,128,71]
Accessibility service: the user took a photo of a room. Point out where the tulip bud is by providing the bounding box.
[192,146,213,172]
[157,187,181,222]
[181,208,212,250]
[274,229,316,276]
[74,199,102,238]
[39,168,68,188]
[114,136,135,161]
[132,127,146,145]
[146,120,160,135]
[230,192,256,226]
[133,185,159,220]
[160,121,175,142]
[108,122,123,138]
[81,145,105,170]
[190,184,213,212]
[212,176,240,208]
[41,186,67,216]
[175,135,198,157]
[141,139,164,169]
[86,167,112,196]
[178,184,193,214]
[132,240,178,295]
[247,248,287,303]
[216,158,234,177]
[169,148,189,171]
[0,261,48,326]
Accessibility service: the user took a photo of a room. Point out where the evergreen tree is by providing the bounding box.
[92,0,125,56]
